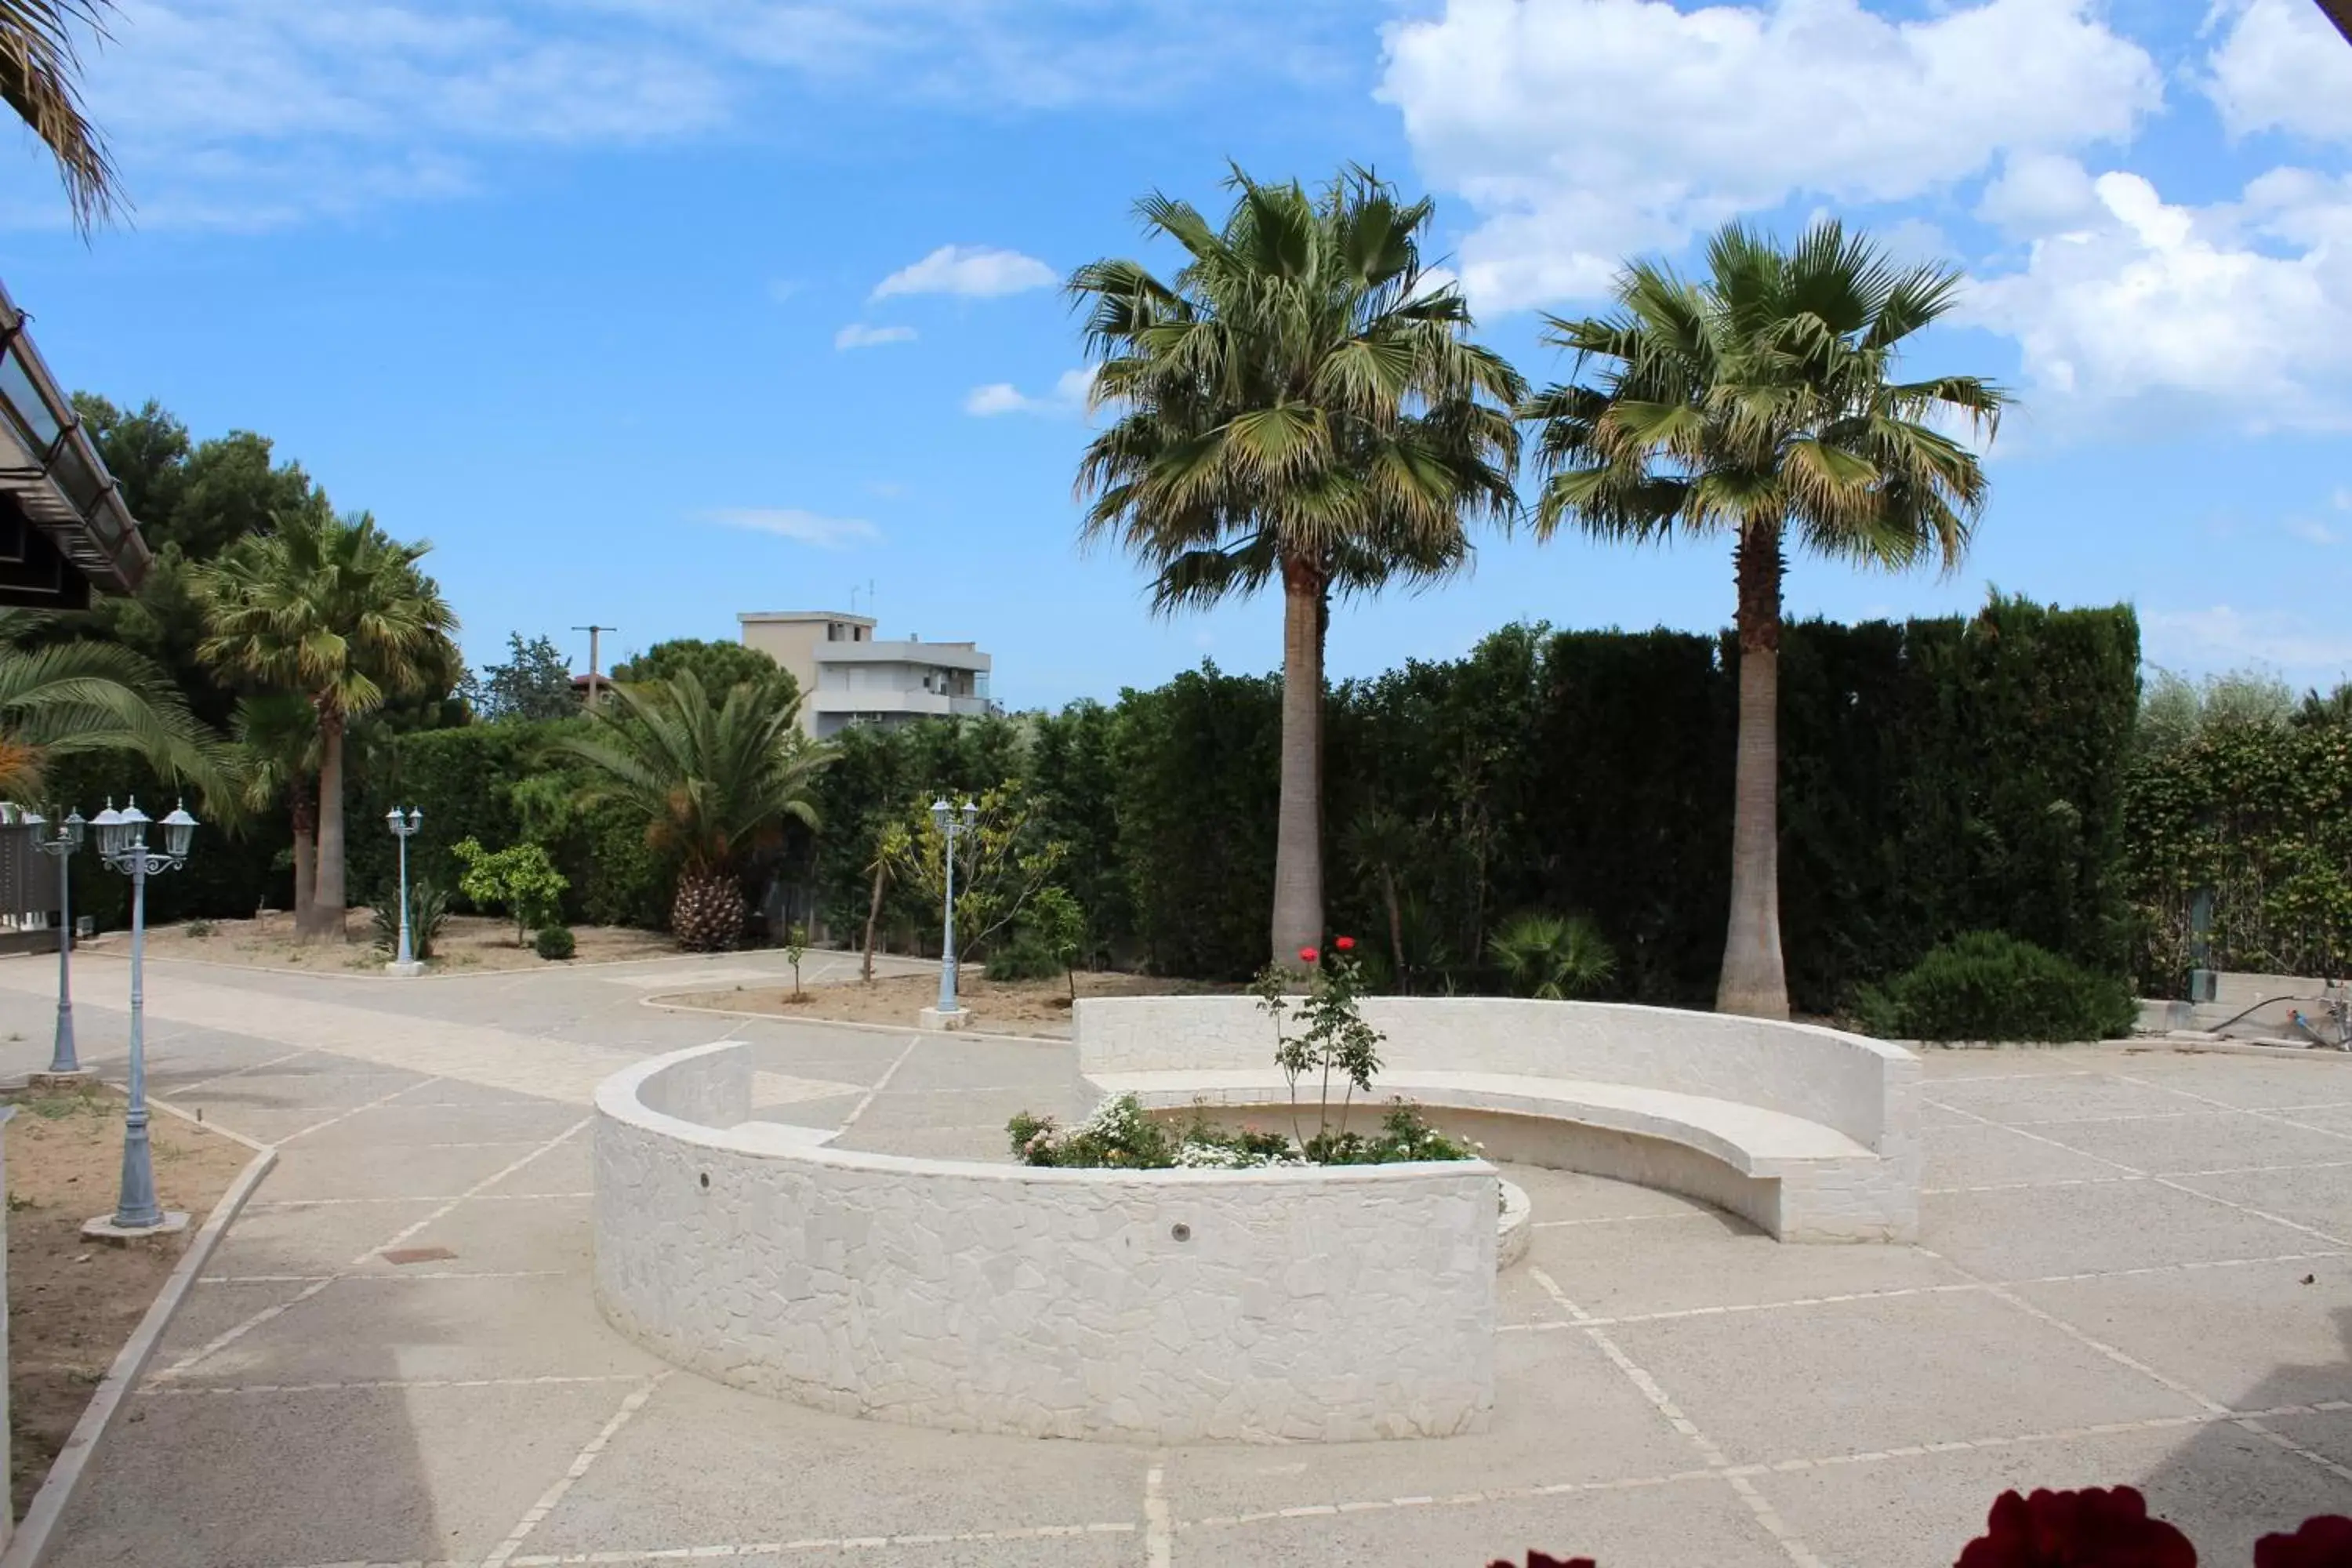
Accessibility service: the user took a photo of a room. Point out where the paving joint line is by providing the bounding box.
[835,1034,922,1137]
[482,1372,671,1568]
[1528,1265,1824,1568]
[278,1075,452,1145]
[140,1373,647,1398]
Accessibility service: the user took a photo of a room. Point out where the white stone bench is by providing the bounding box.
[1076,997,1920,1243]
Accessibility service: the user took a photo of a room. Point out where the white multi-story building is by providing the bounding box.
[738,610,997,739]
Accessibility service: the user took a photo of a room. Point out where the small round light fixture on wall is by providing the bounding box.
[1170,1222,1191,1242]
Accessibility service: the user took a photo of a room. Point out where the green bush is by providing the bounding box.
[452,837,568,944]
[979,930,1063,982]
[1853,931,2137,1043]
[372,877,450,960]
[534,924,576,960]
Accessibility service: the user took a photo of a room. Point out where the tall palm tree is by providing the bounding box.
[1523,220,2005,1018]
[0,608,220,799]
[1072,165,1523,970]
[198,509,458,942]
[2,1,123,230]
[550,670,830,952]
[230,691,320,927]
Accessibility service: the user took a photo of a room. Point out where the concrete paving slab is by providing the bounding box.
[1928,1074,2212,1126]
[1918,1053,2103,1080]
[148,1277,326,1362]
[1164,1328,1707,1516]
[1606,1290,2209,1465]
[1517,1209,1969,1319]
[358,1192,593,1277]
[742,1091,866,1131]
[887,1039,1097,1094]
[255,1139,553,1202]
[473,1134,594,1197]
[169,1067,440,1116]
[524,1370,1150,1554]
[2167,1163,2352,1245]
[165,1270,666,1388]
[1511,1165,1725,1224]
[1747,1420,2352,1568]
[2257,1408,2352,1472]
[1922,1178,2321,1278]
[1924,1120,2148,1189]
[201,1196,448,1272]
[1174,1474,1784,1568]
[2017,1109,2352,1175]
[2012,1258,2352,1408]
[851,1087,1094,1134]
[826,1123,1025,1161]
[2111,1057,2352,1111]
[318,1099,592,1148]
[2276,1103,2352,1137]
[50,1379,640,1568]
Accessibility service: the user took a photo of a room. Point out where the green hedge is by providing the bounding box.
[1855,931,2138,1042]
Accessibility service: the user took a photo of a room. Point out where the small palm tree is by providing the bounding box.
[1073,165,1522,971]
[550,670,830,952]
[1522,220,2005,1018]
[198,508,459,941]
[229,691,321,926]
[1,1,122,230]
[0,609,221,799]
[1488,912,1617,1001]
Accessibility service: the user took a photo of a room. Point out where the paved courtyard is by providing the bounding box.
[1,948,2348,1567]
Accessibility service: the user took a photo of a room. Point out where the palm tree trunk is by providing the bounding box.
[289,786,317,928]
[1272,555,1326,968]
[862,859,887,982]
[1381,867,1406,993]
[1718,525,1790,1018]
[307,709,348,943]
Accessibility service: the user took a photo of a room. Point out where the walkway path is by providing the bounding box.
[2,949,2349,1566]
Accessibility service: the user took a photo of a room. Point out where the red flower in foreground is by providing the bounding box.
[1298,946,1319,964]
[1335,935,1356,952]
[2258,1516,2352,1567]
[1957,1488,2196,1568]
[1486,1555,1594,1568]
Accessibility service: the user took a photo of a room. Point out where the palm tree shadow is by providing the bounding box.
[2129,1303,2352,1560]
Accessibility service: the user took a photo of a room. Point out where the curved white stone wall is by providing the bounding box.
[1077,996,1920,1243]
[593,1042,1497,1444]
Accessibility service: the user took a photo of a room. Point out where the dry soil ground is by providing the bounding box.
[659,967,1237,1036]
[98,914,677,975]
[2,1083,249,1519]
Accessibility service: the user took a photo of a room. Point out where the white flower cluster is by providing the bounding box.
[1173,1138,1303,1170]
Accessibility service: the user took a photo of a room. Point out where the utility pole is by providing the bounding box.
[573,625,615,710]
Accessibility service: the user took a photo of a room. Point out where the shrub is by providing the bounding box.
[979,931,1062,983]
[184,918,215,939]
[372,877,451,960]
[1007,1094,1473,1170]
[1853,931,2136,1043]
[1487,911,1615,999]
[452,838,568,944]
[534,924,577,961]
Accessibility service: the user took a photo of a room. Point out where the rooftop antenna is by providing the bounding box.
[849,579,877,618]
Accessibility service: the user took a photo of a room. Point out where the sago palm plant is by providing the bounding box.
[550,670,829,952]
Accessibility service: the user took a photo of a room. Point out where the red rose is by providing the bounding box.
[1298,946,1319,964]
[2258,1516,2352,1567]
[1335,936,1356,952]
[1486,1555,1594,1568]
[1957,1488,2196,1568]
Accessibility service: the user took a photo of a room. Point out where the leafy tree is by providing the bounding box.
[198,509,461,942]
[1523,219,2006,1018]
[0,609,223,803]
[879,782,1069,960]
[451,837,568,944]
[611,639,798,711]
[550,670,830,951]
[1072,165,1522,971]
[0,0,121,230]
[2140,667,2294,757]
[1025,885,1087,1000]
[463,633,579,723]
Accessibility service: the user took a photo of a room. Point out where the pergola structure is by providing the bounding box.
[0,277,147,608]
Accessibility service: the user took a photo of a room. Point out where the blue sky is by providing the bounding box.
[3,0,2350,708]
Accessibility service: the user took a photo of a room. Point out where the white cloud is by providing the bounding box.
[964,367,1094,417]
[2143,604,2352,676]
[1965,162,2352,428]
[833,323,917,350]
[1377,0,2161,310]
[702,508,881,549]
[872,245,1057,300]
[2286,517,2340,546]
[2205,0,2352,143]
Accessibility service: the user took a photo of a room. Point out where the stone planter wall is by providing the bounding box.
[593,1042,1497,1444]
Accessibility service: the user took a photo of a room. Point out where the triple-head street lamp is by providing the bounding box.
[929,798,978,1025]
[385,806,424,975]
[86,797,198,1237]
[21,806,86,1077]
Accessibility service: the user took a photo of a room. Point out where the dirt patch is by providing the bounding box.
[659,969,1240,1037]
[89,913,677,975]
[3,1083,251,1519]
